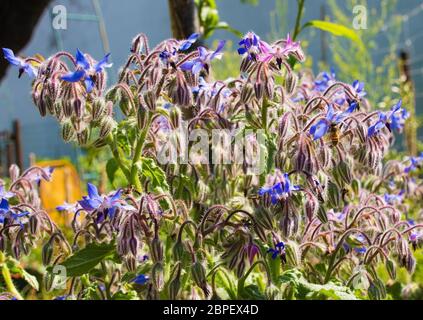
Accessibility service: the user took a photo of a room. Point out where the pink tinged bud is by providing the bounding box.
[246,243,259,264]
[73,98,84,119]
[125,255,137,272]
[285,72,298,95]
[77,128,89,145]
[91,98,106,121]
[305,193,319,221]
[240,81,254,104]
[9,164,20,181]
[128,237,138,257]
[99,117,115,138]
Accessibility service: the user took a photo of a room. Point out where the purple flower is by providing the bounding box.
[315,68,336,92]
[404,153,423,173]
[384,191,404,205]
[2,48,37,78]
[180,40,226,74]
[0,198,29,227]
[132,274,149,285]
[159,34,200,66]
[260,33,304,65]
[56,201,80,213]
[0,185,14,202]
[267,242,286,262]
[259,171,299,204]
[178,33,199,51]
[25,166,54,185]
[368,100,408,137]
[78,183,122,220]
[237,32,270,61]
[61,49,112,92]
[310,103,357,140]
[351,80,367,99]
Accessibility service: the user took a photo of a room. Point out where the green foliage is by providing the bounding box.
[303,20,364,50]
[195,0,242,39]
[279,269,358,300]
[49,242,116,277]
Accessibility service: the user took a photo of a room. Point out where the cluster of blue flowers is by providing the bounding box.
[404,153,423,173]
[368,100,409,137]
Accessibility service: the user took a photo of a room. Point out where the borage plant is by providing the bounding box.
[1,30,422,300]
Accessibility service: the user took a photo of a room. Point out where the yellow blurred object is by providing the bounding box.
[36,160,82,225]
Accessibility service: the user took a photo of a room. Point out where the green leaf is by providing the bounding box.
[303,20,364,50]
[111,290,138,300]
[279,269,358,300]
[210,22,243,37]
[21,269,39,291]
[49,242,116,277]
[6,258,39,291]
[139,157,169,192]
[106,158,119,184]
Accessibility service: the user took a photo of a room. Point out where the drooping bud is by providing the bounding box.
[170,71,192,107]
[128,237,138,257]
[119,94,133,116]
[63,100,73,118]
[9,164,20,182]
[240,82,254,104]
[99,117,115,139]
[285,72,298,95]
[191,261,209,297]
[42,240,54,266]
[61,121,75,142]
[169,105,181,129]
[143,90,156,111]
[91,98,106,121]
[29,215,39,235]
[150,236,163,263]
[305,192,319,221]
[253,82,264,100]
[77,128,89,145]
[172,240,185,261]
[72,97,84,119]
[124,255,137,272]
[168,263,181,300]
[386,259,396,280]
[151,262,164,290]
[137,105,148,130]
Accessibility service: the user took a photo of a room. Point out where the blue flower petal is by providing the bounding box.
[94,53,112,73]
[61,69,86,82]
[87,183,100,199]
[85,76,94,93]
[3,48,22,66]
[237,47,248,55]
[192,61,204,74]
[75,49,90,70]
[132,274,149,285]
[180,61,195,71]
[310,119,329,140]
[0,198,9,211]
[210,40,226,60]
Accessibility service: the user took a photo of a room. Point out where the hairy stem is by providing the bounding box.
[0,252,23,300]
